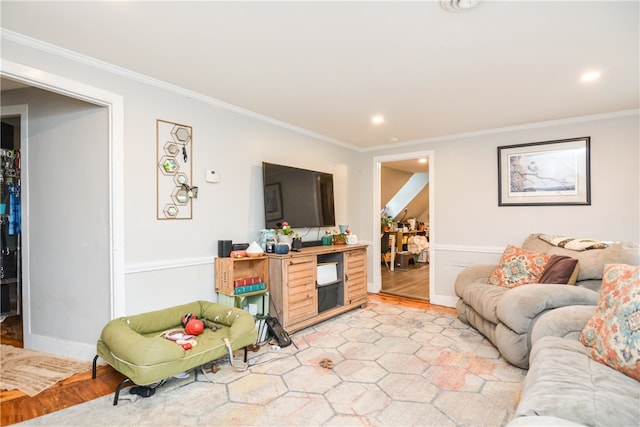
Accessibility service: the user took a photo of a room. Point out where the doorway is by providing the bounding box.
[0,62,125,360]
[374,151,434,301]
[0,111,23,341]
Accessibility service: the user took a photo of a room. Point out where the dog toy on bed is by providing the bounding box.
[182,313,220,334]
[182,314,205,336]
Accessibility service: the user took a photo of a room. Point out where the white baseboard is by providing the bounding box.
[429,294,458,309]
[367,281,381,294]
[26,333,96,362]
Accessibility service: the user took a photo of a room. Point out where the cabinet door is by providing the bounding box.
[345,249,367,305]
[214,258,234,295]
[285,256,318,327]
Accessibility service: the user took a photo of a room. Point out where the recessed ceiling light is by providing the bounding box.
[580,71,601,82]
[418,158,427,164]
[441,0,481,12]
[371,115,385,125]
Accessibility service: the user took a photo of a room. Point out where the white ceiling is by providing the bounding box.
[1,1,638,150]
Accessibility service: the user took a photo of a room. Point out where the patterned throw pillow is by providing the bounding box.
[488,245,550,288]
[580,263,640,381]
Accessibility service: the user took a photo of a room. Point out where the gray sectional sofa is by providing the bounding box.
[454,233,639,368]
[507,305,640,426]
[454,233,640,426]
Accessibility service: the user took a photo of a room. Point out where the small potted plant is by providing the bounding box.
[332,228,350,245]
[380,207,394,231]
[276,221,299,248]
[381,214,393,232]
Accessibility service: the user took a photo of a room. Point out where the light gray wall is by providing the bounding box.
[119,81,362,314]
[1,87,111,347]
[1,35,363,325]
[362,112,640,305]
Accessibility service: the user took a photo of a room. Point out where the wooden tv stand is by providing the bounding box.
[266,243,368,333]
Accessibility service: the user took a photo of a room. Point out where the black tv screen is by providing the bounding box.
[262,162,336,229]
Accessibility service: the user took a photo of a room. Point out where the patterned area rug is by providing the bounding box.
[1,344,91,396]
[15,301,526,426]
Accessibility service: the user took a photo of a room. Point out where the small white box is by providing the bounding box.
[206,170,220,183]
[317,262,338,285]
[248,303,258,316]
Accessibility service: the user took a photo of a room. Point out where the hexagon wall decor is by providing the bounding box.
[157,119,193,219]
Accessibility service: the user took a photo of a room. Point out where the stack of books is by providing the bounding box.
[234,276,266,295]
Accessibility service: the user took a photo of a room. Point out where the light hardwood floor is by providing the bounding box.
[0,293,453,426]
[381,259,430,300]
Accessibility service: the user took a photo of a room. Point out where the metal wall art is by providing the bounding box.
[498,137,591,206]
[156,119,194,219]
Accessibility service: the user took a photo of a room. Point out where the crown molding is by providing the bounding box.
[362,109,640,152]
[3,29,637,154]
[1,29,358,151]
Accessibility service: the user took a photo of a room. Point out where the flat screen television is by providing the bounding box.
[262,162,336,230]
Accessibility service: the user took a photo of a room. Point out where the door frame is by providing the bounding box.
[1,60,125,355]
[0,105,27,318]
[372,150,435,299]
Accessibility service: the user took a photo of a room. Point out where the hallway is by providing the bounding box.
[381,259,429,300]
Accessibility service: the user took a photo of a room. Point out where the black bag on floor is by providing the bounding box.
[265,316,292,348]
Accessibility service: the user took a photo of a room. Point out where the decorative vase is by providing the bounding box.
[278,235,293,248]
[333,235,346,245]
[275,243,290,254]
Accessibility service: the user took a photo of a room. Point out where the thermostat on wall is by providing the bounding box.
[206,170,220,183]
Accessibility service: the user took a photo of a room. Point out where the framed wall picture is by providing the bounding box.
[498,137,590,206]
[265,183,283,221]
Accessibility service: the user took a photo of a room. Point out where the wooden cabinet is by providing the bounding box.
[280,255,317,326]
[345,249,367,305]
[214,256,269,296]
[268,244,368,333]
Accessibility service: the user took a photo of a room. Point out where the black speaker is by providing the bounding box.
[217,240,232,257]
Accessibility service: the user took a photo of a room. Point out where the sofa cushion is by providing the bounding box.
[513,336,640,426]
[522,234,640,284]
[539,255,579,285]
[497,285,599,335]
[459,282,509,324]
[488,245,550,288]
[580,263,640,381]
[531,305,597,348]
[538,234,611,251]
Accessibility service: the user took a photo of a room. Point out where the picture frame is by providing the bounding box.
[265,182,283,221]
[498,137,590,206]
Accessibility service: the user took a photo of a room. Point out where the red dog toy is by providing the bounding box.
[182,314,204,336]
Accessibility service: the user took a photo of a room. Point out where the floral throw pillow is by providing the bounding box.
[487,245,550,288]
[580,263,640,381]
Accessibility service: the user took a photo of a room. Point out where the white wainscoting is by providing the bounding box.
[124,257,216,315]
[430,244,503,307]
